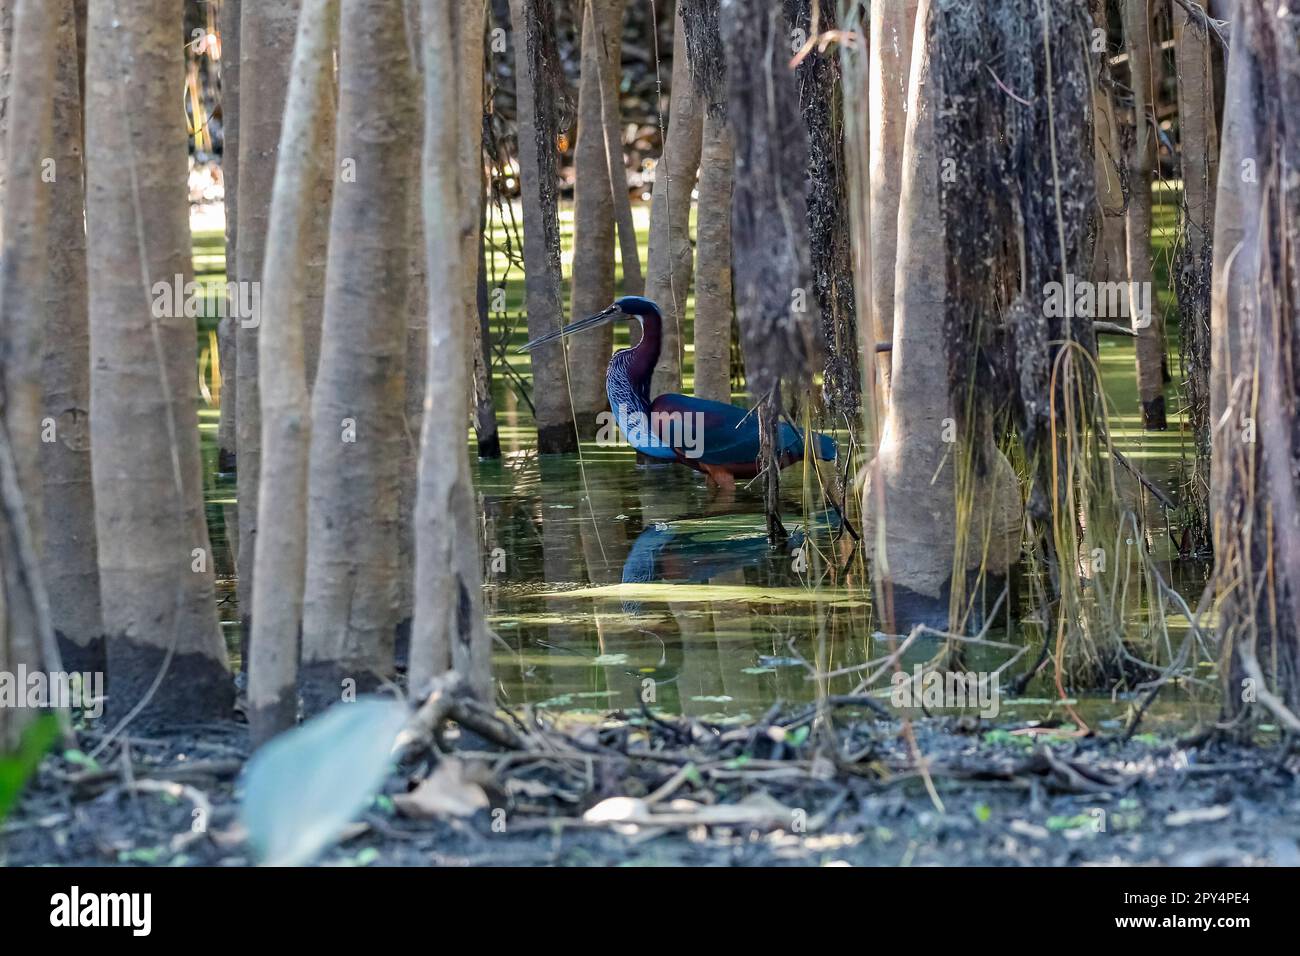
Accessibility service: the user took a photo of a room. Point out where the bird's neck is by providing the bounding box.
[627,311,661,396]
[608,311,662,422]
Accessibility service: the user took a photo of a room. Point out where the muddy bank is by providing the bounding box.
[3,706,1296,868]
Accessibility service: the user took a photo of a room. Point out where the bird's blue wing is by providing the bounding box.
[650,394,837,465]
[650,394,759,464]
[777,420,837,462]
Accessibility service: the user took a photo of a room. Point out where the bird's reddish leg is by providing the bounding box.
[700,461,736,491]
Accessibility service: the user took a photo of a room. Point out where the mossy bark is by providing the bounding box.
[720,0,819,543]
[1212,2,1300,734]
[1122,0,1167,429]
[509,0,578,453]
[1172,3,1218,552]
[862,0,1111,633]
[788,0,860,416]
[1088,0,1125,287]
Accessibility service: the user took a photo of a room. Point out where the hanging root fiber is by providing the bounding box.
[929,0,1165,690]
[1213,0,1300,737]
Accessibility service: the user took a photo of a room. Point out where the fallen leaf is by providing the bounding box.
[394,758,489,819]
[1164,805,1231,827]
[239,697,410,867]
[505,777,556,799]
[582,792,794,831]
[583,796,649,823]
[1009,819,1050,841]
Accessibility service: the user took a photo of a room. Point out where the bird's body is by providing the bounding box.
[522,296,836,482]
[555,296,836,482]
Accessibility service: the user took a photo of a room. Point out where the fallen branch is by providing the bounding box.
[48,758,242,794]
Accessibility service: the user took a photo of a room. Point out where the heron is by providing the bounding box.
[520,295,837,487]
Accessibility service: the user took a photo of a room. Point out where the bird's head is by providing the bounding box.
[611,295,661,319]
[518,297,662,352]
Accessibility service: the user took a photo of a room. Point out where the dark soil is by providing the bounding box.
[4,703,1297,867]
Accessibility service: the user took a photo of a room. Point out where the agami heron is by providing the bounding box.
[520,296,836,486]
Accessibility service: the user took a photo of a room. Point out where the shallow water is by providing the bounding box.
[473,423,1216,729]
[199,393,1215,731]
[193,211,1219,731]
[480,441,863,720]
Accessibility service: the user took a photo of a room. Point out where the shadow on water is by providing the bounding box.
[472,439,1215,730]
[483,449,857,720]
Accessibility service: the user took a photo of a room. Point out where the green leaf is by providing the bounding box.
[117,846,165,865]
[1046,813,1094,832]
[0,714,60,821]
[534,694,575,708]
[63,748,99,770]
[973,803,992,823]
[983,728,1033,748]
[239,697,410,866]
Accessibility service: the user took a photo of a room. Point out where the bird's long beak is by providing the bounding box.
[517,304,620,352]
